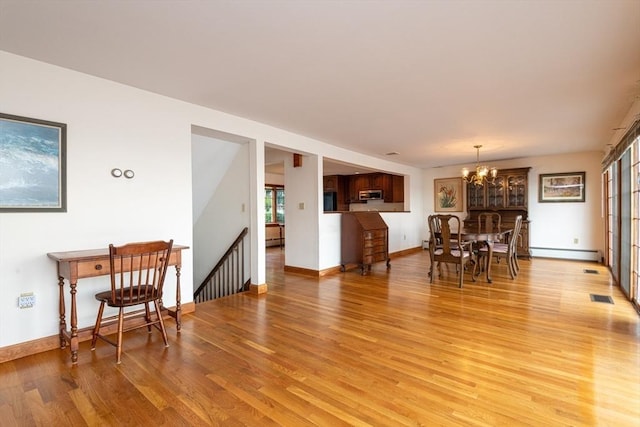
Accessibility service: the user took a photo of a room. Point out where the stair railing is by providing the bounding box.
[194,227,250,303]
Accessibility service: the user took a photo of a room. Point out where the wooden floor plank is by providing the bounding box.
[0,249,638,426]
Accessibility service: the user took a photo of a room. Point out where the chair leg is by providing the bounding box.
[145,302,153,333]
[507,256,515,279]
[154,300,169,347]
[116,307,124,364]
[458,259,472,288]
[91,301,105,350]
[429,261,435,283]
[474,255,483,277]
[513,252,520,272]
[510,253,519,277]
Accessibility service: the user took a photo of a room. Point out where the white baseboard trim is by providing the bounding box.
[530,247,601,262]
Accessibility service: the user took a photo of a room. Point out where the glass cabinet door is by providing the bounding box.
[486,177,505,208]
[507,175,527,207]
[467,181,485,208]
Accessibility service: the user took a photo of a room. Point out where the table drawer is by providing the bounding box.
[77,260,111,278]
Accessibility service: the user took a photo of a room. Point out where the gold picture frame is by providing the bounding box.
[434,177,463,212]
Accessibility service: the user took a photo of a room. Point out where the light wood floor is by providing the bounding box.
[1,249,639,426]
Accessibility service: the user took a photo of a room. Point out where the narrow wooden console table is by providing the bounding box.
[47,244,189,364]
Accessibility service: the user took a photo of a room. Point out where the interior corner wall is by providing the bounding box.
[192,142,250,288]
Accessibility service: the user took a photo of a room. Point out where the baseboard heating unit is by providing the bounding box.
[530,247,601,262]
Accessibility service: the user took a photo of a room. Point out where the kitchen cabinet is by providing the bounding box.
[323,172,405,208]
[370,173,386,190]
[349,174,372,201]
[345,173,404,203]
[390,174,404,203]
[323,175,341,192]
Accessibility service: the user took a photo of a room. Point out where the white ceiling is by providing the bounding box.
[1,1,639,169]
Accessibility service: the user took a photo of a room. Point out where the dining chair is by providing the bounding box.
[478,211,504,261]
[478,212,502,234]
[428,214,475,288]
[91,239,173,364]
[427,214,460,273]
[477,215,522,279]
[427,214,443,246]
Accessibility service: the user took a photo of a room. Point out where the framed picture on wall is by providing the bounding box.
[538,171,585,203]
[0,113,67,212]
[434,177,463,212]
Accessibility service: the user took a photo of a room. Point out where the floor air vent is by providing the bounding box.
[590,294,614,304]
[583,269,599,274]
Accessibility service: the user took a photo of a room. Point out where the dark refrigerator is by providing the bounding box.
[323,191,337,212]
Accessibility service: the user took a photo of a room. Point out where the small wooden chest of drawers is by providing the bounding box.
[340,212,390,275]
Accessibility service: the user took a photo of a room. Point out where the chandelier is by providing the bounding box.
[461,145,498,186]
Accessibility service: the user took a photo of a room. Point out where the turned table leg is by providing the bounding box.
[175,265,182,331]
[58,276,66,349]
[69,280,79,364]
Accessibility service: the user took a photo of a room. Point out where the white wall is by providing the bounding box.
[265,172,284,186]
[1,52,195,346]
[528,152,604,260]
[422,151,605,260]
[191,134,243,223]
[192,140,250,287]
[284,154,320,270]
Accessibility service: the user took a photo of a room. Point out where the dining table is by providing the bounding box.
[460,229,512,283]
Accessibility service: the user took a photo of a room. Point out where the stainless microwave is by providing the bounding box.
[359,189,383,201]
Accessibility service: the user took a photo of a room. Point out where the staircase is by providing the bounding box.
[194,227,250,303]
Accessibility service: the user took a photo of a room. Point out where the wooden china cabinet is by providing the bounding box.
[463,167,531,258]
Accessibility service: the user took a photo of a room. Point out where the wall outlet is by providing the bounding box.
[18,293,36,309]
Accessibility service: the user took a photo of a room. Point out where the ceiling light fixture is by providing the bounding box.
[461,145,497,186]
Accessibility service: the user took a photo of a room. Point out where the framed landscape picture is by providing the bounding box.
[434,177,463,212]
[0,113,67,212]
[538,172,585,203]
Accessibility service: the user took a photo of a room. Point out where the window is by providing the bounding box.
[604,119,640,311]
[265,185,284,223]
